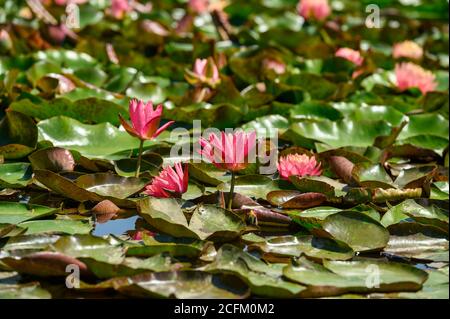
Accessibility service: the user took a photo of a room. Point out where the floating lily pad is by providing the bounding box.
[321,211,390,252]
[0,282,51,299]
[205,244,306,298]
[52,234,125,264]
[126,234,206,258]
[75,173,147,199]
[383,233,449,262]
[267,191,327,208]
[290,119,392,149]
[19,219,93,235]
[80,255,181,279]
[381,199,448,232]
[0,202,57,224]
[284,257,428,298]
[0,111,38,159]
[9,97,126,126]
[138,198,245,241]
[249,235,354,261]
[37,116,165,159]
[0,162,32,188]
[218,175,280,199]
[109,271,250,299]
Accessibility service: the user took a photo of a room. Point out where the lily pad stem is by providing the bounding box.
[228,170,236,210]
[136,139,144,178]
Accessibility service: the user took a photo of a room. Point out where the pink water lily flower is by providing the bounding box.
[110,0,132,19]
[393,41,423,60]
[199,131,257,172]
[297,0,331,21]
[335,48,364,66]
[395,62,437,95]
[189,0,209,14]
[119,99,174,141]
[186,58,221,88]
[277,154,322,180]
[144,163,189,198]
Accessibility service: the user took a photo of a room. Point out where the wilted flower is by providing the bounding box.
[297,0,331,21]
[144,163,189,198]
[335,48,364,66]
[395,62,437,95]
[199,131,257,172]
[393,41,423,60]
[185,57,221,88]
[119,99,174,141]
[277,154,322,180]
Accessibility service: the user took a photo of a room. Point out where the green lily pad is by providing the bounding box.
[288,176,340,197]
[205,244,305,298]
[430,181,449,200]
[188,162,229,186]
[383,233,449,262]
[33,50,97,70]
[284,257,428,298]
[52,234,125,264]
[289,206,342,230]
[249,235,354,261]
[218,175,280,199]
[126,234,206,258]
[80,255,181,279]
[9,97,126,126]
[33,169,103,202]
[381,199,448,231]
[138,197,197,239]
[0,202,58,224]
[0,282,51,299]
[321,211,390,252]
[37,116,163,159]
[126,82,166,105]
[290,101,343,122]
[240,114,289,138]
[108,271,250,299]
[75,173,147,199]
[0,162,32,188]
[290,119,392,149]
[1,234,60,251]
[0,224,26,238]
[165,102,243,129]
[138,198,245,241]
[188,204,246,241]
[0,111,38,159]
[0,251,88,277]
[267,191,327,209]
[114,157,162,177]
[352,163,395,188]
[19,219,93,235]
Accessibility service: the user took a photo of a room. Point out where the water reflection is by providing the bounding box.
[93,215,140,236]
